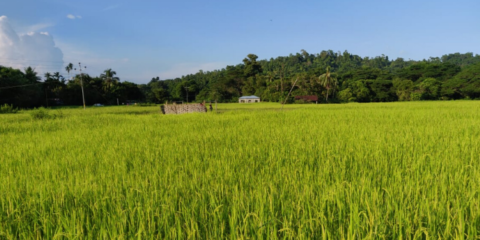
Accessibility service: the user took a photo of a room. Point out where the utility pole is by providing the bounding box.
[75,62,87,110]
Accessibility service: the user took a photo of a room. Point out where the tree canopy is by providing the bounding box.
[1,51,480,108]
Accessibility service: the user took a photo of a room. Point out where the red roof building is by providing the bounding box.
[294,95,318,102]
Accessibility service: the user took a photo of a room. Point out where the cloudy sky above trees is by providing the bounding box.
[1,0,479,83]
[0,16,63,75]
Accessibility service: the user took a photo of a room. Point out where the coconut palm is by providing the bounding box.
[318,66,338,102]
[65,63,73,80]
[52,72,63,82]
[100,69,120,92]
[44,72,52,81]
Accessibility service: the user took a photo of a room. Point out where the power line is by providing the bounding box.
[0,57,66,64]
[0,82,44,90]
[0,61,65,65]
[0,68,86,78]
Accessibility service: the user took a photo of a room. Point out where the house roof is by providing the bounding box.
[239,95,260,99]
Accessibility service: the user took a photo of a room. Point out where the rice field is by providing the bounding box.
[1,101,480,239]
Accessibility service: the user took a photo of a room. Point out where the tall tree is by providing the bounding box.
[243,54,262,78]
[65,63,74,80]
[24,67,41,83]
[44,72,52,82]
[100,69,120,92]
[318,66,337,102]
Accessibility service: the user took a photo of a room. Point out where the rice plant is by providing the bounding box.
[0,101,479,239]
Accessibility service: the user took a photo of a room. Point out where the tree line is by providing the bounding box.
[1,51,480,108]
[0,66,143,108]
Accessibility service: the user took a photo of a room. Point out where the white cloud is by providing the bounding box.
[0,16,64,76]
[67,14,82,20]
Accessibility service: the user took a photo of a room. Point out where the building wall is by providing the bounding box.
[239,98,260,103]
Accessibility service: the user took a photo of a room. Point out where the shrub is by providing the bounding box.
[0,104,19,114]
[29,107,64,120]
[338,88,353,102]
[410,92,422,101]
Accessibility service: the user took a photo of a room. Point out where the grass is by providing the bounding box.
[0,104,18,114]
[1,102,480,239]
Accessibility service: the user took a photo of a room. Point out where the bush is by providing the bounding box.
[29,107,64,120]
[338,88,353,102]
[410,92,422,101]
[0,104,19,114]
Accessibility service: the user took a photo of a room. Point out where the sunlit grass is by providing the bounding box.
[1,101,480,239]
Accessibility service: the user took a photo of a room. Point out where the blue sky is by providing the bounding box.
[1,0,479,83]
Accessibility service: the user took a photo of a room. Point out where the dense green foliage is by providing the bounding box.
[0,104,18,114]
[143,51,480,104]
[0,67,143,108]
[1,102,480,238]
[1,51,480,108]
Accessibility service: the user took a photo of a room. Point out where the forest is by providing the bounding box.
[1,50,480,108]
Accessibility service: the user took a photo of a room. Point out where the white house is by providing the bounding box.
[239,95,260,103]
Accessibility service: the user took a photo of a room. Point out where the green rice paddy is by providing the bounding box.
[1,102,480,239]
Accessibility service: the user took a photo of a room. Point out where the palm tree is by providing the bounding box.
[44,72,52,81]
[100,69,120,92]
[52,72,63,81]
[318,66,338,102]
[24,67,41,83]
[65,63,73,80]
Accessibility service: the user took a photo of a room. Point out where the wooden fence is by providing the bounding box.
[161,103,207,115]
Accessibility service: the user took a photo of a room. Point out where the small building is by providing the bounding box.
[239,95,260,103]
[295,95,318,103]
